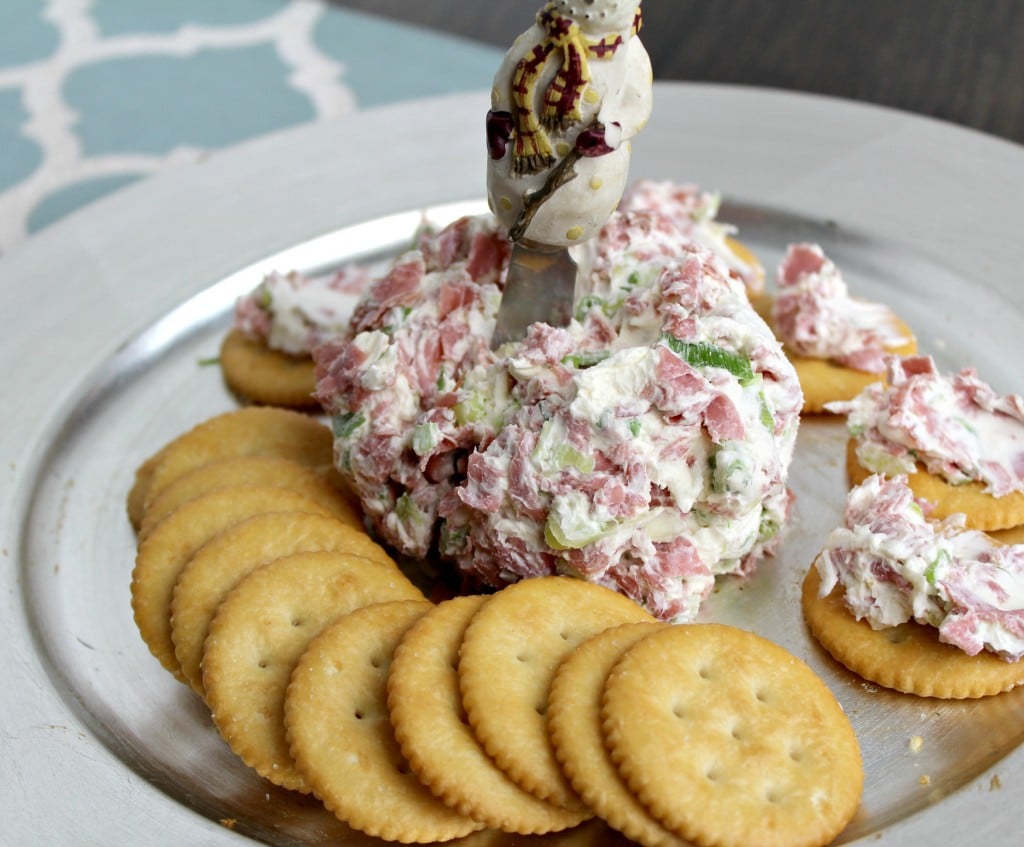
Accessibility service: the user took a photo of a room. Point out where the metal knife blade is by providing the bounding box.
[491,244,577,349]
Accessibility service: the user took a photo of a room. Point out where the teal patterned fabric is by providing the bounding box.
[90,0,281,35]
[65,45,318,155]
[0,89,43,194]
[0,0,500,254]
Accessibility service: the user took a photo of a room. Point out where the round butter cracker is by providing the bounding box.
[131,484,334,681]
[203,550,423,792]
[991,524,1024,545]
[219,327,319,409]
[127,446,168,531]
[170,511,395,697]
[846,439,1024,531]
[143,406,335,509]
[802,565,1024,698]
[139,454,360,540]
[284,600,484,842]
[458,576,654,812]
[388,594,589,835]
[602,623,863,847]
[547,622,685,847]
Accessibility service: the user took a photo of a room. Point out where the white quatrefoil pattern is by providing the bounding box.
[0,0,500,254]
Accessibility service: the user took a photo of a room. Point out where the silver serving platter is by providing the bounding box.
[2,85,1022,845]
[13,198,1024,846]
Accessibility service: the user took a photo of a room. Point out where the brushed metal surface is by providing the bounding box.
[15,199,1024,846]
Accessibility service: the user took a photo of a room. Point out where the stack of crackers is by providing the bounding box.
[288,578,863,846]
[127,417,863,847]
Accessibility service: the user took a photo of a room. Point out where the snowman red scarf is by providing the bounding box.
[510,2,642,175]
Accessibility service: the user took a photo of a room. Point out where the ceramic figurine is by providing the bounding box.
[485,0,653,248]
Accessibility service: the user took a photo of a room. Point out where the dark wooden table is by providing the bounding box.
[329,0,1024,146]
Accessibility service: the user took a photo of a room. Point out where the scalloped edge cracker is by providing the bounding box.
[547,622,684,847]
[846,439,1024,531]
[458,576,654,812]
[284,600,484,842]
[203,551,422,792]
[143,406,335,509]
[602,623,862,847]
[388,595,589,835]
[802,565,1024,699]
[219,328,319,408]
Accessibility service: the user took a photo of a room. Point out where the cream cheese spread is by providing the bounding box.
[773,243,909,372]
[828,355,1024,497]
[619,179,764,293]
[315,191,803,622]
[234,266,370,356]
[816,473,1024,660]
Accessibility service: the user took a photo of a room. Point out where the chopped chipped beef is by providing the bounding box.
[829,354,1024,497]
[314,183,803,621]
[816,474,1024,660]
[773,242,909,372]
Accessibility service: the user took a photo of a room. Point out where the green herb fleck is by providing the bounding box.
[552,443,596,474]
[561,350,610,369]
[758,391,774,430]
[396,493,424,525]
[439,524,468,556]
[660,334,755,385]
[574,294,605,320]
[925,549,951,586]
[412,422,440,456]
[332,411,366,439]
[454,393,487,426]
[574,294,622,321]
[757,515,780,542]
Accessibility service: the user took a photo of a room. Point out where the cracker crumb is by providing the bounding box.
[989,774,1002,791]
[219,819,237,830]
[919,774,931,786]
[908,735,924,753]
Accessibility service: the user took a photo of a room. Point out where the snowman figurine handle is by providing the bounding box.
[487,0,653,346]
